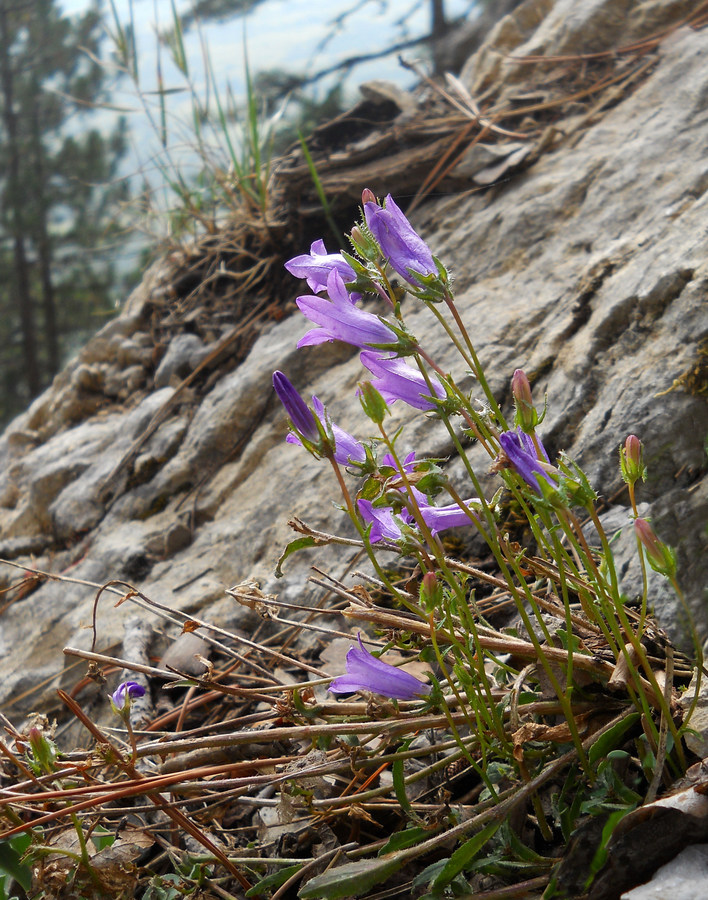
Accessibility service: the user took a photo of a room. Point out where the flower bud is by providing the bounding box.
[361,188,376,206]
[620,434,646,485]
[359,380,388,424]
[512,369,538,432]
[634,517,676,578]
[273,371,318,441]
[28,726,58,774]
[420,571,443,613]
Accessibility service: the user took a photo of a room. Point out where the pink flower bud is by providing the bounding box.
[511,369,538,432]
[420,571,442,613]
[634,518,676,578]
[620,434,646,485]
[361,188,377,206]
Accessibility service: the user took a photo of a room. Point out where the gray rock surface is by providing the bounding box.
[0,0,706,718]
[622,844,708,899]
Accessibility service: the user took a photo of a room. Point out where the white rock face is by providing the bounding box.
[0,0,707,712]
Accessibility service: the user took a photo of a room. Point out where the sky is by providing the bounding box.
[56,0,479,235]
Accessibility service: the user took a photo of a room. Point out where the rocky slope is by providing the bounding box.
[0,0,706,715]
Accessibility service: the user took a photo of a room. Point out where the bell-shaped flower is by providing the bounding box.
[285,239,356,295]
[274,371,366,465]
[416,499,480,534]
[363,192,437,287]
[358,498,403,542]
[360,351,445,410]
[498,427,557,494]
[329,634,431,700]
[297,269,398,349]
[287,396,366,466]
[111,681,146,709]
[273,371,318,442]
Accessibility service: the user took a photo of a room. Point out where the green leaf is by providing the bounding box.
[298,856,404,899]
[378,826,431,856]
[0,834,33,891]
[275,537,318,578]
[589,713,640,766]
[431,819,502,888]
[246,864,303,896]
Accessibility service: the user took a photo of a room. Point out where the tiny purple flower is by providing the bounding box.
[297,270,398,349]
[111,681,146,708]
[285,239,357,295]
[498,427,556,494]
[360,351,445,410]
[358,499,403,542]
[363,193,436,287]
[273,371,318,442]
[329,634,431,700]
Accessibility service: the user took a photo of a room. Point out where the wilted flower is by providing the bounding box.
[111,681,146,708]
[297,270,399,349]
[360,351,445,410]
[363,192,437,287]
[498,427,556,494]
[285,239,356,294]
[329,634,431,700]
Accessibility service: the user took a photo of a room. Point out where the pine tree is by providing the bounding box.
[0,0,129,425]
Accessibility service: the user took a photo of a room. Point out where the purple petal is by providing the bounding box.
[329,635,431,700]
[285,239,357,294]
[273,371,318,441]
[499,427,556,493]
[418,500,479,535]
[364,194,436,287]
[111,680,146,707]
[360,351,444,410]
[311,396,366,465]
[296,271,397,349]
[357,499,402,542]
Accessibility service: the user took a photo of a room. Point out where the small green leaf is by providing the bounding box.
[431,820,502,888]
[298,856,403,899]
[275,537,318,578]
[589,716,639,767]
[378,826,431,855]
[246,864,303,896]
[0,834,33,891]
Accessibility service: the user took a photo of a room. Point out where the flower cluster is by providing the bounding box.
[274,190,477,551]
[272,187,682,710]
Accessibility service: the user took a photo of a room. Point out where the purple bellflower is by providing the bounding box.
[273,371,318,442]
[363,193,437,287]
[360,351,445,410]
[297,269,398,349]
[416,499,480,535]
[498,427,557,494]
[111,681,146,708]
[329,634,431,700]
[358,499,403,542]
[287,396,366,466]
[274,371,366,465]
[285,239,356,294]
